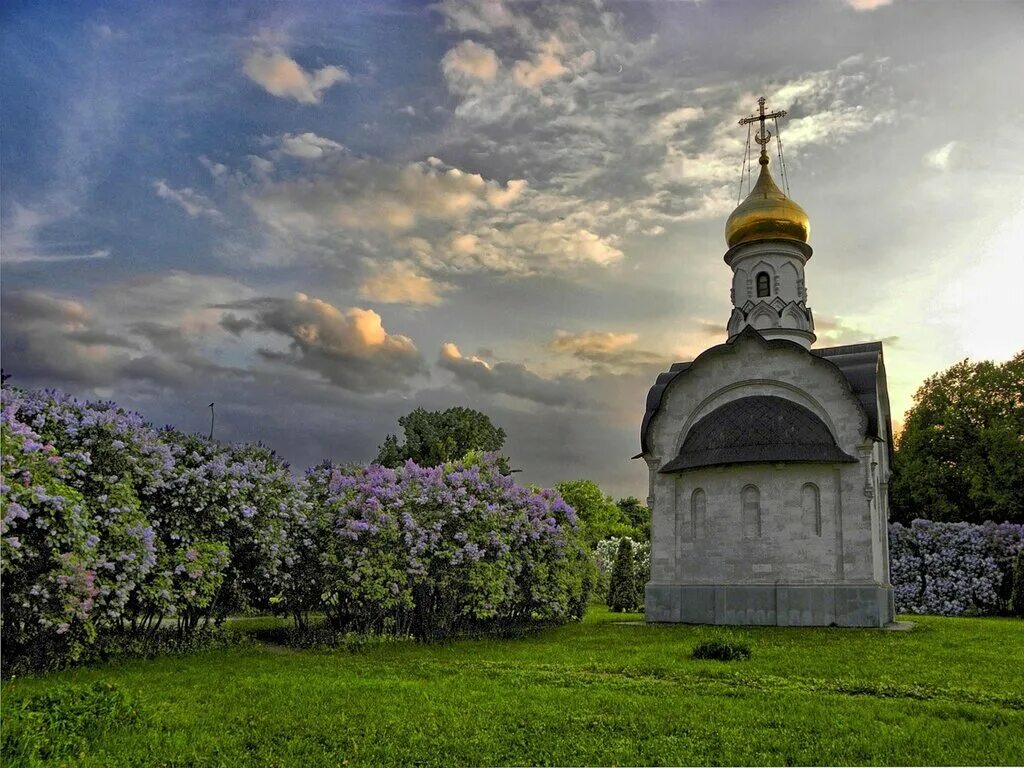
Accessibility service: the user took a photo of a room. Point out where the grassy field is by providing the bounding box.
[2,608,1023,766]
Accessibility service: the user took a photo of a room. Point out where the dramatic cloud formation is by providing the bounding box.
[4,0,1022,497]
[243,48,350,104]
[224,293,426,392]
[1,273,252,389]
[439,342,578,407]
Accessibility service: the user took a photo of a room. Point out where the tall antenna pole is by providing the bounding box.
[208,402,215,441]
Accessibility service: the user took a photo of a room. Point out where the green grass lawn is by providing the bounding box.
[3,608,1023,766]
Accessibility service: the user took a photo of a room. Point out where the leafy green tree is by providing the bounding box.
[607,538,638,613]
[616,496,651,541]
[376,407,508,469]
[555,480,632,547]
[891,352,1024,525]
[1011,549,1024,618]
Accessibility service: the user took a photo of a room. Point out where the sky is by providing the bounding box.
[2,0,1023,499]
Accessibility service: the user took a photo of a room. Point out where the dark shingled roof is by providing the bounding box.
[659,395,858,473]
[637,327,889,458]
[811,342,884,439]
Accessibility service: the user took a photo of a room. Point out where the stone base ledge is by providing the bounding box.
[645,582,894,627]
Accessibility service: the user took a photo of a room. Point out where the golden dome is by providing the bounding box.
[725,152,809,248]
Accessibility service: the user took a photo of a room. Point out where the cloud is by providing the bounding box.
[551,331,639,355]
[0,275,252,389]
[924,141,957,171]
[224,293,426,392]
[243,48,350,105]
[2,204,111,264]
[439,342,578,406]
[279,132,346,160]
[358,261,451,306]
[651,106,705,141]
[512,38,568,88]
[248,155,528,236]
[548,330,669,373]
[844,0,894,9]
[153,179,222,221]
[434,219,623,273]
[441,40,500,83]
[433,0,526,36]
[0,271,264,396]
[814,314,899,347]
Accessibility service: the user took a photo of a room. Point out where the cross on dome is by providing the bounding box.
[725,96,809,248]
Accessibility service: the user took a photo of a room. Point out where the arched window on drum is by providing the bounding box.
[756,271,771,298]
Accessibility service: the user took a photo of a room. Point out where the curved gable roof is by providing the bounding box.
[637,327,884,457]
[658,395,858,473]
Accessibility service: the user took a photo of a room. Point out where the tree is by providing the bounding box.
[376,407,508,469]
[555,480,632,548]
[607,538,638,613]
[1011,549,1024,618]
[891,352,1024,525]
[616,496,651,541]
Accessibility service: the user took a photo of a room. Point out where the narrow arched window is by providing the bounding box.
[756,272,771,297]
[742,484,761,538]
[802,483,821,537]
[690,488,706,540]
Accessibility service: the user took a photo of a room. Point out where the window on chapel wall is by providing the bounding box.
[690,489,706,540]
[756,272,771,298]
[741,484,761,538]
[802,483,821,537]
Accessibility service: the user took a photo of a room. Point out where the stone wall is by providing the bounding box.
[643,331,893,626]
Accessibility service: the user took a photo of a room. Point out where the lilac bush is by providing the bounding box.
[1,402,100,661]
[889,520,1024,615]
[1,386,303,669]
[289,451,592,639]
[2,389,159,661]
[143,431,303,632]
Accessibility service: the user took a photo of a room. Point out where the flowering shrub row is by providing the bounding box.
[2,386,591,668]
[288,452,592,640]
[1,386,304,668]
[889,520,1024,615]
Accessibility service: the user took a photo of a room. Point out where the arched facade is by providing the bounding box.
[639,328,894,627]
[638,104,892,627]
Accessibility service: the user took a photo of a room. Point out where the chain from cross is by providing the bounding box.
[739,96,787,149]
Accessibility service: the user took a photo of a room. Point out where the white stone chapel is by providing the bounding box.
[638,99,895,627]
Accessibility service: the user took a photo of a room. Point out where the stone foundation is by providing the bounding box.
[645,582,894,627]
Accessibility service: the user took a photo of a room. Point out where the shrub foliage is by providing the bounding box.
[889,520,1024,615]
[607,538,639,613]
[692,640,752,661]
[287,452,591,640]
[594,536,648,610]
[1,386,590,670]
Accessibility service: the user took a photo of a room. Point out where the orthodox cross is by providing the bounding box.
[739,96,786,152]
